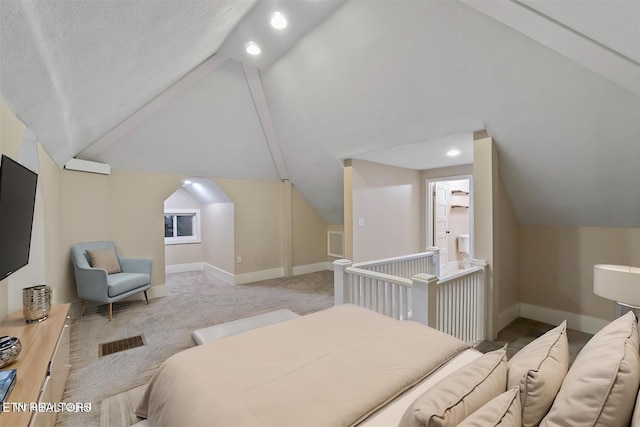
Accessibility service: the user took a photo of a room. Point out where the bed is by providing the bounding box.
[132,301,640,427]
[134,304,476,427]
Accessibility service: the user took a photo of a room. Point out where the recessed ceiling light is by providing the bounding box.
[271,11,287,29]
[245,41,261,56]
[447,149,461,157]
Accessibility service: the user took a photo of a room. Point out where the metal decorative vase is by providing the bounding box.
[0,336,22,368]
[23,285,51,323]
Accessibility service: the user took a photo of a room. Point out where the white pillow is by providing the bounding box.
[540,311,640,427]
[507,320,568,427]
[457,387,521,427]
[399,349,507,427]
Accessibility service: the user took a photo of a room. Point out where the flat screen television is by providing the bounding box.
[0,155,38,281]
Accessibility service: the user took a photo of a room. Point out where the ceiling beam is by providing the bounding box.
[461,0,640,96]
[80,54,229,158]
[243,64,289,180]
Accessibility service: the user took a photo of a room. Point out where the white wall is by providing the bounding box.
[351,159,421,262]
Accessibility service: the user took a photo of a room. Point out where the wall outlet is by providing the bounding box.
[237,256,242,263]
[358,218,365,227]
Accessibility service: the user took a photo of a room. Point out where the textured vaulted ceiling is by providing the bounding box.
[1,0,639,227]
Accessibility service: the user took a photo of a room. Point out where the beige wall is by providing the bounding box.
[202,203,235,274]
[215,178,284,275]
[497,178,520,313]
[292,186,327,267]
[39,145,67,304]
[164,188,204,266]
[60,169,184,298]
[520,226,640,322]
[351,159,422,262]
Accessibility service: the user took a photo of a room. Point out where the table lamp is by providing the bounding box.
[594,264,640,317]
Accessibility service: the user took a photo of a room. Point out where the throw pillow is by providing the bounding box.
[457,387,521,427]
[86,248,121,274]
[507,320,569,427]
[399,348,507,427]
[540,311,640,427]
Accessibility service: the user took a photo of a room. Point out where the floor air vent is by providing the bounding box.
[99,335,146,357]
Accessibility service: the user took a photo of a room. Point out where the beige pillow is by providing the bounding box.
[86,248,121,274]
[399,349,507,427]
[507,320,569,427]
[541,311,640,427]
[457,387,521,427]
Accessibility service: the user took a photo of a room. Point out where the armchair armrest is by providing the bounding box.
[74,266,109,302]
[120,257,153,277]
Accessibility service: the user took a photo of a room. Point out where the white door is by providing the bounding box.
[434,182,448,271]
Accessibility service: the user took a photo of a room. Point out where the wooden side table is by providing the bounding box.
[0,304,71,427]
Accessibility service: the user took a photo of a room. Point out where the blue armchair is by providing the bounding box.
[70,241,152,320]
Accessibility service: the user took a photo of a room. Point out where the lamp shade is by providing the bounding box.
[594,264,640,307]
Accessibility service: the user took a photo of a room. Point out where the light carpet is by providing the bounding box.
[56,269,334,427]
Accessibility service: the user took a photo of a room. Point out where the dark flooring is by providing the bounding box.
[474,317,593,364]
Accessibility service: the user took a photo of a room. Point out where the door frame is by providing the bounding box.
[425,174,474,267]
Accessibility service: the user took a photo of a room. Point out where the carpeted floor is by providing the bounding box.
[474,317,593,364]
[56,269,334,427]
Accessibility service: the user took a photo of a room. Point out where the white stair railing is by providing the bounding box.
[411,260,487,344]
[352,247,440,279]
[334,256,488,344]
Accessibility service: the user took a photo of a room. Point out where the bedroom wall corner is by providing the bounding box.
[292,185,328,269]
[202,202,235,275]
[37,144,68,304]
[215,178,284,276]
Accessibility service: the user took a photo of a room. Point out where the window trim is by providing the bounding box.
[164,208,201,245]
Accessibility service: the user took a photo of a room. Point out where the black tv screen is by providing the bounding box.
[0,155,38,281]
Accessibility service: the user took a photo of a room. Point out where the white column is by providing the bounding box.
[411,273,438,327]
[471,259,489,341]
[333,259,353,305]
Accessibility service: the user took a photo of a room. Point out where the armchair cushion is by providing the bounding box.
[107,273,151,297]
[86,248,122,274]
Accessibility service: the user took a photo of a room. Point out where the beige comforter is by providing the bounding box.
[136,304,468,427]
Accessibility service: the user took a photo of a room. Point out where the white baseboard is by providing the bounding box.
[497,304,521,333]
[203,263,234,286]
[292,262,332,276]
[519,303,609,335]
[235,268,285,285]
[165,262,203,274]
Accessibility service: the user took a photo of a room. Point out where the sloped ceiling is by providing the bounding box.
[1,0,639,228]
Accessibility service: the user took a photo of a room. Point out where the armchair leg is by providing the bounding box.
[80,301,87,317]
[144,290,149,305]
[109,303,113,321]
